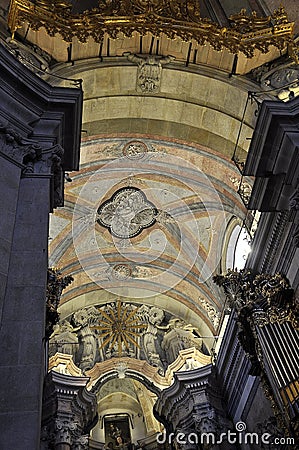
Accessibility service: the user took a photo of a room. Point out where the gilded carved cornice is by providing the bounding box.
[213,270,298,330]
[7,0,298,60]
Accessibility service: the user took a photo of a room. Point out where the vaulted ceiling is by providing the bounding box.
[1,0,298,344]
[0,2,298,443]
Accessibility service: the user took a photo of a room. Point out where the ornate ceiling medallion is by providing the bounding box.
[8,1,298,60]
[96,187,157,239]
[123,141,148,159]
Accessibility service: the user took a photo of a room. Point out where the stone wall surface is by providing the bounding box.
[0,44,82,450]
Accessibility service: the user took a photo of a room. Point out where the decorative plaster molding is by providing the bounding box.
[124,53,175,94]
[50,303,206,375]
[198,297,221,329]
[48,352,83,377]
[96,187,157,239]
[86,357,169,390]
[164,347,211,382]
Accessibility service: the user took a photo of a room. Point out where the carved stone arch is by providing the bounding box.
[89,362,165,397]
[87,359,171,446]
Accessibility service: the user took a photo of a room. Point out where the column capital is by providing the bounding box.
[73,435,89,450]
[0,120,66,208]
[55,419,79,445]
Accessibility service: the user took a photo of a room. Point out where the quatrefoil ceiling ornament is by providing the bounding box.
[97,187,158,239]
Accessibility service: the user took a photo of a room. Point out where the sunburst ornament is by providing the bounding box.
[93,301,147,356]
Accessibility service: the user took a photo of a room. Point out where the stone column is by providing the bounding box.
[42,371,97,450]
[0,151,51,448]
[154,365,233,450]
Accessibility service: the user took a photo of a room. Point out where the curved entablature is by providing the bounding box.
[49,350,211,393]
[88,360,166,395]
[45,64,258,159]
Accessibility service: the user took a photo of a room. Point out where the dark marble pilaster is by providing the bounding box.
[0,43,82,450]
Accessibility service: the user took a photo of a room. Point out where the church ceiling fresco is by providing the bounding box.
[49,136,250,347]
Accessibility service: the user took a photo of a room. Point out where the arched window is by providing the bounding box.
[225,221,251,271]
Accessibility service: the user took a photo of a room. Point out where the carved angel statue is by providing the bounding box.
[72,307,100,371]
[49,320,79,356]
[161,318,203,362]
[138,305,164,370]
